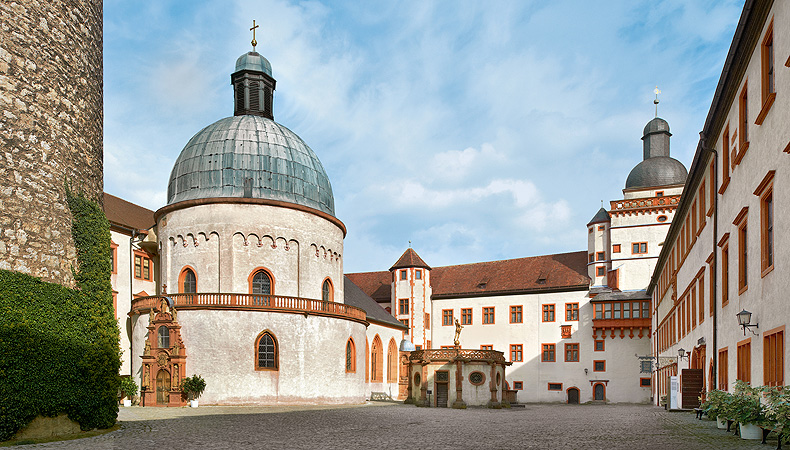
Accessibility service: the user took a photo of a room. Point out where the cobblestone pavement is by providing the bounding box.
[21,403,783,449]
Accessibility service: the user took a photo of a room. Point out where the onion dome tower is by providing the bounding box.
[625,118,688,190]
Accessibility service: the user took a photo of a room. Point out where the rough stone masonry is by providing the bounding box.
[0,0,103,285]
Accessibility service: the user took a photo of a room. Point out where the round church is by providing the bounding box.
[130,49,368,406]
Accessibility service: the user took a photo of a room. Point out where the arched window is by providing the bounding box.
[322,278,333,302]
[346,338,356,373]
[255,331,278,370]
[157,326,170,349]
[250,269,272,295]
[371,335,383,382]
[387,338,398,383]
[180,267,197,293]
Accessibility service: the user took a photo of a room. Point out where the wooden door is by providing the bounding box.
[156,369,171,405]
[594,383,605,400]
[681,368,703,408]
[567,388,580,404]
[435,383,448,407]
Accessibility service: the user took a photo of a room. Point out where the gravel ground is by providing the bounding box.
[16,402,783,449]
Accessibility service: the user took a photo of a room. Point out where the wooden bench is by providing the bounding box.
[694,408,707,419]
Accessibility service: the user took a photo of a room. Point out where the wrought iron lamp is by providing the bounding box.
[736,309,759,335]
[677,348,689,361]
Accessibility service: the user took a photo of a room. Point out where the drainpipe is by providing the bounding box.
[701,133,718,388]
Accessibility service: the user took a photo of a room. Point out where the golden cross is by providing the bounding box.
[250,20,260,52]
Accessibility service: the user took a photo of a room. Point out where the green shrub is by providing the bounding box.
[120,377,138,399]
[181,375,207,401]
[0,187,119,440]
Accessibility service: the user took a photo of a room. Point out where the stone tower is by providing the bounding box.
[0,1,104,284]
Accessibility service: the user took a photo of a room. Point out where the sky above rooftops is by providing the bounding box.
[103,0,743,272]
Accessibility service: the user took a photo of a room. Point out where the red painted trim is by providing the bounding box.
[247,266,275,295]
[178,265,197,293]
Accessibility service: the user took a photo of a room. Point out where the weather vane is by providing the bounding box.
[654,86,661,118]
[250,19,260,52]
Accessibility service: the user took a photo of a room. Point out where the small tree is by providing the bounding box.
[181,374,206,401]
[119,376,138,399]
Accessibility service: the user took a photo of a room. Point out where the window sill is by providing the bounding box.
[718,176,731,194]
[761,264,774,278]
[734,141,749,166]
[755,93,776,125]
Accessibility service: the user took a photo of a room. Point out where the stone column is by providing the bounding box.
[499,363,511,408]
[487,362,501,409]
[403,359,414,404]
[416,363,429,407]
[452,359,466,409]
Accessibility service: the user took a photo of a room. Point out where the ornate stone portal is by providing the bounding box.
[407,348,511,409]
[140,302,187,407]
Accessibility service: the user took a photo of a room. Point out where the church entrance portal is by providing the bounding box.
[593,383,605,401]
[156,369,171,405]
[567,387,580,404]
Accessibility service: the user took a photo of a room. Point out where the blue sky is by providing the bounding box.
[103,0,743,272]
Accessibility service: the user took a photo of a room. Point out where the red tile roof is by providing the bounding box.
[103,193,155,232]
[345,271,391,304]
[390,248,431,270]
[347,250,590,300]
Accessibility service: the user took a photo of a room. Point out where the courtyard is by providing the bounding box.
[17,403,782,449]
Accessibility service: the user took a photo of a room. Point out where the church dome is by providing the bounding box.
[625,156,688,189]
[235,51,272,77]
[166,115,335,215]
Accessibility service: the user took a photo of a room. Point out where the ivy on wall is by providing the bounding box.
[0,185,120,440]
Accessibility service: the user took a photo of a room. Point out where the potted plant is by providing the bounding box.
[731,380,765,440]
[119,376,138,407]
[701,389,729,429]
[181,374,206,407]
[761,384,790,446]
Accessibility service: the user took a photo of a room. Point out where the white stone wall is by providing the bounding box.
[587,222,610,286]
[131,310,367,404]
[111,229,157,375]
[157,203,343,302]
[392,267,432,348]
[652,0,790,399]
[610,211,674,291]
[364,322,404,399]
[427,290,647,403]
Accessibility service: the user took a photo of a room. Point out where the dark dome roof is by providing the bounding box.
[625,156,688,189]
[587,207,610,226]
[167,115,335,215]
[235,51,272,77]
[643,117,670,136]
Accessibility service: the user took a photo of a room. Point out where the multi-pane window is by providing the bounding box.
[513,381,523,390]
[322,279,333,302]
[461,308,472,325]
[565,303,579,321]
[415,269,422,280]
[548,383,562,391]
[740,84,749,147]
[400,270,407,280]
[596,252,605,261]
[257,332,277,370]
[442,309,453,326]
[593,360,605,372]
[134,254,152,280]
[346,339,356,372]
[542,344,555,362]
[399,298,409,315]
[632,242,647,254]
[400,319,409,333]
[157,326,169,349]
[722,243,730,306]
[510,344,523,362]
[564,343,579,362]
[542,304,555,322]
[480,345,493,351]
[735,209,748,293]
[596,267,605,276]
[756,174,775,275]
[182,268,197,294]
[510,305,523,323]
[251,270,271,295]
[594,301,649,319]
[594,340,605,351]
[483,307,495,324]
